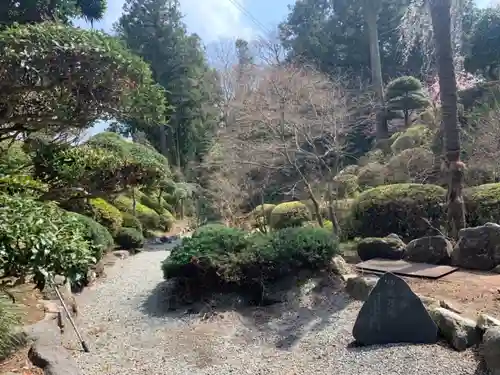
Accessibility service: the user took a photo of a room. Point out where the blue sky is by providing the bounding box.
[78,0,493,137]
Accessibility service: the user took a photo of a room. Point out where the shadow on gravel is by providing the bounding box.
[140,273,352,350]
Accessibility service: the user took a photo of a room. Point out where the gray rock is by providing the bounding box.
[481,327,500,374]
[477,314,500,332]
[28,343,83,375]
[345,275,379,301]
[403,236,453,264]
[330,255,352,276]
[357,236,406,261]
[452,222,500,270]
[387,233,403,242]
[352,273,438,346]
[428,307,480,351]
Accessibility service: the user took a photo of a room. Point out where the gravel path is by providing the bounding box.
[68,245,485,375]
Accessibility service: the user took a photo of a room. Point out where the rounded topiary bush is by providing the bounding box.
[192,223,228,238]
[114,227,144,250]
[114,195,162,231]
[386,147,434,184]
[121,212,143,232]
[332,173,359,198]
[70,212,114,260]
[270,201,312,230]
[357,163,387,189]
[465,183,500,227]
[351,183,446,240]
[88,198,123,236]
[337,164,360,176]
[465,166,495,187]
[391,125,432,154]
[160,210,175,232]
[251,204,276,220]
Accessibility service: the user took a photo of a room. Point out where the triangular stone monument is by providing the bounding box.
[352,272,438,346]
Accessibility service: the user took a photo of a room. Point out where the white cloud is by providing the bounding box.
[179,0,255,42]
[74,0,255,42]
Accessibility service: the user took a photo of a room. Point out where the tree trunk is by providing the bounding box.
[364,0,388,144]
[131,188,137,216]
[429,0,466,239]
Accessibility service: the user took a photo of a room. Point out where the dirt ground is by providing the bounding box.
[407,271,500,318]
[341,242,500,319]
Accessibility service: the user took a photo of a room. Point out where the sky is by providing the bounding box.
[79,0,493,137]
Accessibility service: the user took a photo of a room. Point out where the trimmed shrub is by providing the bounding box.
[162,226,339,302]
[138,193,165,214]
[337,164,360,176]
[192,223,228,238]
[0,175,47,198]
[357,163,387,189]
[89,198,123,236]
[121,212,143,232]
[465,183,500,226]
[251,204,276,221]
[270,201,312,229]
[391,125,432,154]
[0,194,95,289]
[69,213,114,260]
[160,210,175,232]
[114,195,162,231]
[332,173,359,198]
[0,297,22,361]
[386,147,434,184]
[465,166,495,187]
[114,227,144,250]
[351,183,446,240]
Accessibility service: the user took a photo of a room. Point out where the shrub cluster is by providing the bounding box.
[162,226,339,303]
[0,194,95,289]
[114,227,144,250]
[269,201,311,229]
[350,183,446,240]
[465,183,500,227]
[70,212,114,260]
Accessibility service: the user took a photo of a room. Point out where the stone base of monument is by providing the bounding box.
[352,272,438,346]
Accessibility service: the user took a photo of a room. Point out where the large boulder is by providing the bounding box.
[329,255,352,276]
[428,307,480,351]
[403,236,453,264]
[452,223,500,270]
[481,327,500,375]
[352,273,438,346]
[345,275,379,301]
[357,236,406,261]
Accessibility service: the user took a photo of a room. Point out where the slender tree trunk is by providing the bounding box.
[429,0,466,239]
[364,0,388,145]
[159,125,168,156]
[131,188,137,216]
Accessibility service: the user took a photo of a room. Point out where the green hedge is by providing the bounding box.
[69,212,114,260]
[89,198,123,236]
[0,194,95,289]
[332,174,359,198]
[465,183,500,227]
[162,226,339,303]
[121,212,143,232]
[114,227,144,250]
[269,201,311,230]
[114,195,162,231]
[351,183,446,240]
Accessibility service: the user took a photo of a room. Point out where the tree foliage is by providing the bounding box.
[29,132,170,201]
[0,0,107,27]
[385,76,431,127]
[116,0,220,170]
[0,23,166,142]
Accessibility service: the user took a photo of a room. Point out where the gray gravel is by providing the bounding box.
[68,246,485,375]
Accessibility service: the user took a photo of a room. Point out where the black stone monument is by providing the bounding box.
[352,272,438,346]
